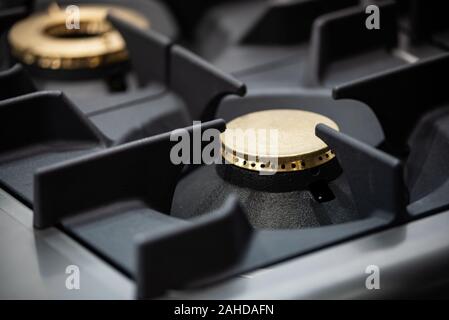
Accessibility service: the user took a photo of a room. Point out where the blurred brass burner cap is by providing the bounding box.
[8,4,150,70]
[220,109,339,173]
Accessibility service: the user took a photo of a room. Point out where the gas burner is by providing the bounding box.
[221,109,338,173]
[8,4,149,74]
[170,109,348,230]
[171,109,350,229]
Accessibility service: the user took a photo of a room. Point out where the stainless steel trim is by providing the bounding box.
[168,211,449,299]
[0,188,134,299]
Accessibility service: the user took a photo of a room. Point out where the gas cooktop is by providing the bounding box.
[1,0,449,300]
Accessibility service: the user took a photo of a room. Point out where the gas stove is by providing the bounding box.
[1,0,449,300]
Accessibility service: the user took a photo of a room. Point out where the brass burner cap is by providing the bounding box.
[220,109,339,173]
[8,4,150,70]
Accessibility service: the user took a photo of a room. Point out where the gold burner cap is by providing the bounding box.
[220,109,339,173]
[8,5,150,70]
